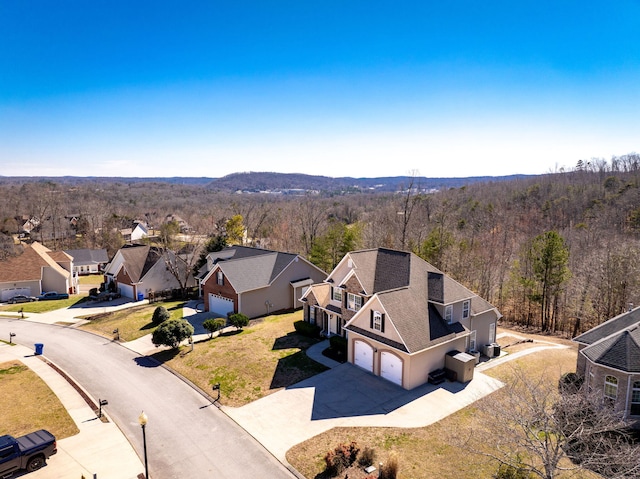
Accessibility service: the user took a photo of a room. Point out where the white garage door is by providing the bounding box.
[380,352,403,386]
[209,293,234,318]
[1,288,31,302]
[118,283,134,299]
[353,340,374,372]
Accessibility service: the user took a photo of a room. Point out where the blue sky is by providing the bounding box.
[1,1,639,178]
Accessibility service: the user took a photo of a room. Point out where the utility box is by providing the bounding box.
[445,350,475,383]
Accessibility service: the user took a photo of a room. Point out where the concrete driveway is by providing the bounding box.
[225,362,504,461]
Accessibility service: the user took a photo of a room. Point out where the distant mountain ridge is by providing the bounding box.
[0,171,534,192]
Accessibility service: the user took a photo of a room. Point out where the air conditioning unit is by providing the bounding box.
[482,344,495,358]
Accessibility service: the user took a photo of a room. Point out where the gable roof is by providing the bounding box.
[117,245,166,282]
[64,249,109,266]
[0,242,70,283]
[341,248,494,353]
[575,306,640,373]
[216,250,298,293]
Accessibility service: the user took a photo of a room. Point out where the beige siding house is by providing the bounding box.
[302,248,501,390]
[200,246,326,319]
[0,242,75,301]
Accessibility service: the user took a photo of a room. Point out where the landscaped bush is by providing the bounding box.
[558,372,583,393]
[203,318,226,338]
[329,335,348,355]
[293,320,320,337]
[151,319,194,349]
[152,306,171,325]
[358,446,376,467]
[495,461,536,479]
[323,441,360,477]
[228,312,249,330]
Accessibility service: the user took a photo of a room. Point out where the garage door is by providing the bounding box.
[209,293,234,318]
[353,340,374,372]
[118,283,134,299]
[1,288,31,302]
[380,352,403,386]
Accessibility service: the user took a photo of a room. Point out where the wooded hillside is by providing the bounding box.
[1,154,638,336]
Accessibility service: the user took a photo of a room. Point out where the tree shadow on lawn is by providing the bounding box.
[142,347,181,366]
[140,321,156,331]
[272,331,320,351]
[269,351,329,389]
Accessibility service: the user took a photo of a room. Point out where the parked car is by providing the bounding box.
[38,291,70,301]
[7,295,38,304]
[0,429,57,475]
[88,291,121,302]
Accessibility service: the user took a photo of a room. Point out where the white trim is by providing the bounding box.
[290,278,314,288]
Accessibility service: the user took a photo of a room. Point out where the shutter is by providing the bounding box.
[370,310,374,329]
[343,291,347,308]
[381,314,385,333]
[330,286,334,300]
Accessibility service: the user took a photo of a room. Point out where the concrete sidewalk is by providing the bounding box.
[0,343,143,479]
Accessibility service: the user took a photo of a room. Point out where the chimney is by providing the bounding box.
[428,272,444,303]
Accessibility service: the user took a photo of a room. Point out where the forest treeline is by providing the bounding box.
[1,153,639,336]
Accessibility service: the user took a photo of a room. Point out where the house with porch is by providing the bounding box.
[301,248,501,389]
[573,306,640,423]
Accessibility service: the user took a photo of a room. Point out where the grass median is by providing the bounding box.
[0,359,79,439]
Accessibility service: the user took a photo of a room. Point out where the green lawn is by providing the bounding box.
[79,300,186,341]
[78,274,103,285]
[0,295,88,313]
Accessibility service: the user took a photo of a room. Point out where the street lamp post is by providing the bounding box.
[138,411,149,479]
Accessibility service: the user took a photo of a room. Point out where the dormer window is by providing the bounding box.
[445,305,453,323]
[347,293,362,311]
[217,271,224,286]
[462,300,470,319]
[332,287,343,302]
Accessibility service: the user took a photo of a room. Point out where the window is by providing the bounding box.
[631,381,640,416]
[489,323,496,343]
[309,306,316,325]
[217,271,224,286]
[372,311,382,331]
[468,330,477,351]
[347,293,362,311]
[604,375,618,401]
[462,300,470,319]
[445,305,453,323]
[332,287,343,302]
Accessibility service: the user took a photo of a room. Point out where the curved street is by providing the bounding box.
[0,317,293,479]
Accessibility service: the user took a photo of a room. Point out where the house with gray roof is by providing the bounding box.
[103,244,195,300]
[200,246,326,319]
[573,306,640,422]
[64,248,109,275]
[301,248,502,390]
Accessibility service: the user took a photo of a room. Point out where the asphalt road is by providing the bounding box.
[0,318,294,479]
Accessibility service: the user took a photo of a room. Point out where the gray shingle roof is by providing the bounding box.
[218,251,297,293]
[574,307,640,345]
[582,325,640,373]
[64,249,109,266]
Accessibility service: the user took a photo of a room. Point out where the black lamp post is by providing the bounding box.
[138,411,149,479]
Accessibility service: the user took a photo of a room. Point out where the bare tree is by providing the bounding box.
[472,366,640,479]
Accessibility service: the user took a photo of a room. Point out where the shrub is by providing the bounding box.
[379,450,399,479]
[152,306,171,325]
[495,462,536,479]
[228,312,249,330]
[151,319,194,349]
[358,446,376,467]
[203,318,226,338]
[329,335,348,356]
[293,320,320,337]
[558,372,583,393]
[323,441,359,477]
